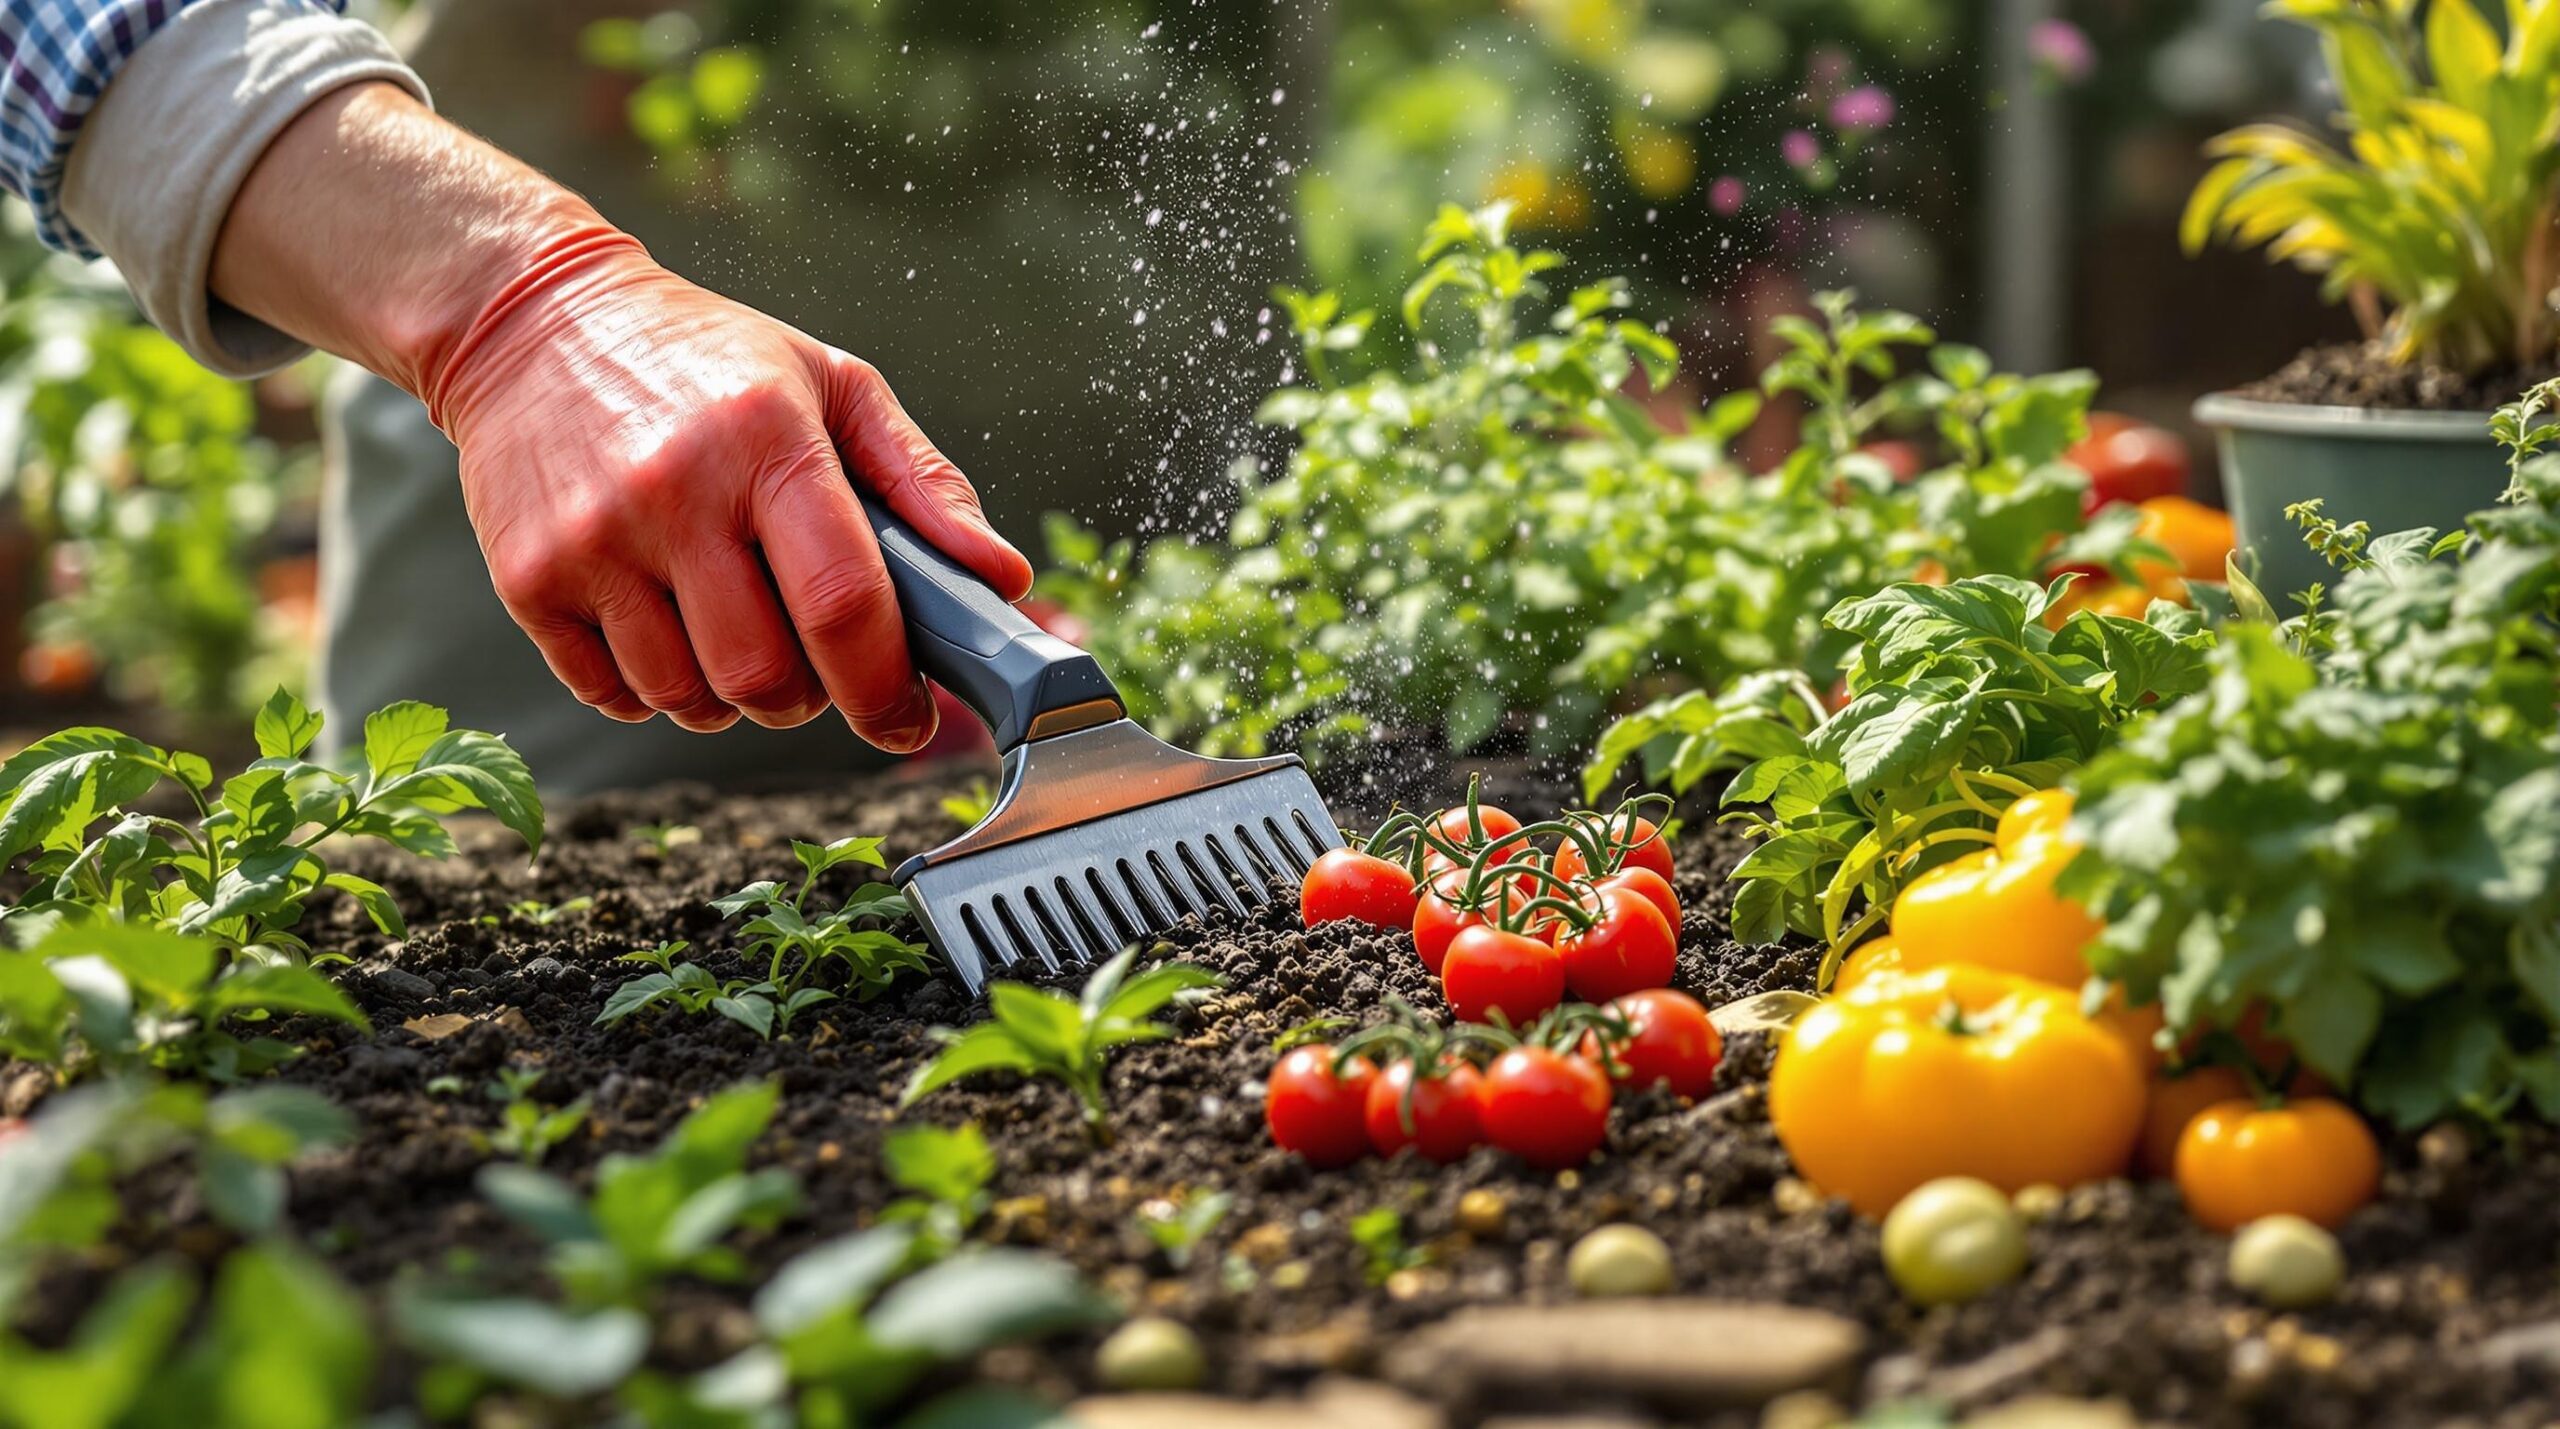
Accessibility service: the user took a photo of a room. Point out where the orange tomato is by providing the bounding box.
[2042,579,2153,631]
[2175,1097,2381,1232]
[19,639,97,696]
[2137,1065,2252,1179]
[1771,965,2147,1217]
[2133,496,2236,599]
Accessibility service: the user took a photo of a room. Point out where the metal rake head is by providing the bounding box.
[894,719,1341,991]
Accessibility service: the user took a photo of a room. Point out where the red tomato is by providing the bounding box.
[1553,884,1677,1003]
[1596,990,1722,1099]
[1301,847,1420,930]
[1441,924,1566,1026]
[1594,867,1679,932]
[2067,416,2188,512]
[1478,1048,1612,1169]
[1412,870,1492,974]
[1264,1046,1378,1167]
[1364,1060,1484,1163]
[1552,816,1676,887]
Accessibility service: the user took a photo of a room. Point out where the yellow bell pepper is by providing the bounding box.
[1770,964,2148,1217]
[1890,789,2099,990]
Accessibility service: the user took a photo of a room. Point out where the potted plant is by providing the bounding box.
[2184,0,2560,597]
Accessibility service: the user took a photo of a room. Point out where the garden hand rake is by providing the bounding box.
[856,491,1340,992]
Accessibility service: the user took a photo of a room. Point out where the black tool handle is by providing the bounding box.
[856,489,1121,751]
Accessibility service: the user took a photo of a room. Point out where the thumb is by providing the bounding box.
[817,347,1035,601]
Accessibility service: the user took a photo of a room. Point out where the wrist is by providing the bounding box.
[209,82,652,406]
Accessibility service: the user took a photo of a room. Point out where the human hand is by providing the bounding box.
[424,233,1032,746]
[211,86,1030,750]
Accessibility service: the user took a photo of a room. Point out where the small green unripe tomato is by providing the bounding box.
[1882,1176,2028,1306]
[2228,1214,2344,1309]
[1095,1316,1207,1391]
[1568,1223,1674,1297]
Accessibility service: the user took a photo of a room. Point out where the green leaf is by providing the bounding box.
[398,730,544,858]
[753,1224,918,1336]
[902,1025,1039,1107]
[598,972,677,1026]
[204,962,369,1030]
[865,1250,1113,1358]
[1103,963,1224,1024]
[884,1123,996,1205]
[321,872,406,938]
[251,690,325,762]
[173,1245,371,1429]
[0,1259,193,1429]
[477,1164,599,1244]
[393,1291,648,1399]
[2279,967,2381,1084]
[793,836,887,882]
[362,702,450,781]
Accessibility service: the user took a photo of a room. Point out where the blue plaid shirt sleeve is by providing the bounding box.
[1,0,352,255]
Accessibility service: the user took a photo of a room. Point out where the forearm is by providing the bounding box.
[208,81,630,408]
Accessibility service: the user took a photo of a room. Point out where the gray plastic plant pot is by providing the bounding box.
[2194,394,2505,604]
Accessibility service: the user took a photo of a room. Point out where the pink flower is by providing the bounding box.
[2030,20,2094,84]
[1781,130,1821,168]
[1709,175,1746,216]
[1828,86,1895,132]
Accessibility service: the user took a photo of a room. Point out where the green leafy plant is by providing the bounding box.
[1045,206,2123,766]
[0,1243,371,1429]
[2064,399,2560,1128]
[479,1066,590,1168]
[401,1082,1107,1425]
[625,822,700,854]
[880,1122,997,1260]
[0,924,366,1081]
[473,1081,799,1310]
[901,946,1223,1145]
[0,689,542,958]
[1134,1186,1233,1271]
[2183,0,2560,373]
[599,838,931,1041]
[1703,576,2215,968]
[1348,1206,1430,1286]
[1,1077,351,1305]
[485,897,592,928]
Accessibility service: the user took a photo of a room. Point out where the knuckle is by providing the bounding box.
[790,560,895,643]
[711,647,812,711]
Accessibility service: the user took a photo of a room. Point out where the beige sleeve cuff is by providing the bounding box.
[60,0,431,379]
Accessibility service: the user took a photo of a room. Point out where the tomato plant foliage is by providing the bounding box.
[1044,206,2126,763]
[2062,405,2560,1128]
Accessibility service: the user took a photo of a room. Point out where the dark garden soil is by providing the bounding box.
[17,758,2560,1428]
[2235,339,2560,412]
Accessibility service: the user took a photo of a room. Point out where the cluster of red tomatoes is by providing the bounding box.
[1299,792,1684,1025]
[1266,790,1719,1170]
[1264,989,1720,1170]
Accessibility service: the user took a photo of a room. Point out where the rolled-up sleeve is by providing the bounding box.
[6,0,429,376]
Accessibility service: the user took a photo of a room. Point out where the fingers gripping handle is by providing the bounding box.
[855,490,1122,751]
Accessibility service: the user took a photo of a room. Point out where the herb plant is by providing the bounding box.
[1701,576,2216,969]
[0,924,367,1081]
[901,946,1223,1144]
[1134,1187,1233,1271]
[473,1081,800,1310]
[1046,205,2125,765]
[2183,0,2560,374]
[479,1066,590,1168]
[880,1122,996,1260]
[598,836,932,1040]
[0,689,542,958]
[2063,400,2560,1127]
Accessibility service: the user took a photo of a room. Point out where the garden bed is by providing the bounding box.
[17,759,2560,1428]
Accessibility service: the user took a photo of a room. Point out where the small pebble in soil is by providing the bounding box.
[1095,1316,1207,1391]
[1882,1177,2028,1307]
[1456,1188,1508,1238]
[1567,1224,1674,1298]
[2012,1182,2064,1220]
[1772,1176,1823,1216]
[2229,1214,2345,1309]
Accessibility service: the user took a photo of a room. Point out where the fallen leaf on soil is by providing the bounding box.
[1711,990,1819,1036]
[401,1013,475,1041]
